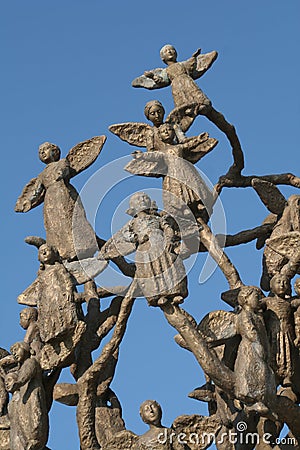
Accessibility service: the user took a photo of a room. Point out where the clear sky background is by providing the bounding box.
[1,1,300,448]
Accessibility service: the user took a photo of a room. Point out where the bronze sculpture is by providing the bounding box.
[5,43,300,448]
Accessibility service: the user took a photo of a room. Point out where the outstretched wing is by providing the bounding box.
[192,50,218,80]
[166,103,199,134]
[99,222,137,259]
[18,278,39,306]
[15,177,45,212]
[109,122,152,148]
[132,67,170,90]
[198,310,237,347]
[252,178,287,215]
[125,152,167,178]
[183,136,219,164]
[66,135,106,177]
[266,231,300,262]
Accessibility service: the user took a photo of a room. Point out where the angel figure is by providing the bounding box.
[291,278,300,347]
[252,178,300,291]
[18,242,86,371]
[109,99,201,152]
[174,286,276,414]
[98,192,188,307]
[125,123,218,225]
[132,45,244,174]
[4,341,49,450]
[264,274,299,390]
[15,137,106,261]
[19,307,42,357]
[133,400,185,450]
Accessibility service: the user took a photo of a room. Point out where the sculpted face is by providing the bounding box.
[38,142,60,164]
[19,310,31,329]
[160,45,177,64]
[11,344,26,363]
[129,192,152,214]
[38,244,56,265]
[270,275,291,297]
[158,123,175,143]
[148,104,165,127]
[140,400,162,426]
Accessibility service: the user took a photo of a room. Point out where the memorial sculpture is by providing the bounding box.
[3,44,300,449]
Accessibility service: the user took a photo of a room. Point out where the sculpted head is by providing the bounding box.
[10,341,30,363]
[19,307,38,330]
[128,192,152,216]
[160,45,177,64]
[140,400,162,426]
[39,142,61,164]
[237,286,264,311]
[158,123,175,144]
[144,100,165,127]
[38,244,58,265]
[270,274,291,297]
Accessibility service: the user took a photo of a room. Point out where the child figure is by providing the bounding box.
[264,274,298,388]
[5,342,48,450]
[19,308,42,357]
[99,192,188,307]
[291,278,300,347]
[126,123,216,224]
[19,243,86,370]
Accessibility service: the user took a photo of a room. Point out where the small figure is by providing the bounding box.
[15,137,106,260]
[135,400,185,450]
[19,243,86,370]
[234,286,276,414]
[19,308,42,357]
[0,349,10,419]
[5,342,48,450]
[292,278,300,347]
[264,274,298,388]
[125,124,217,224]
[132,45,244,174]
[99,192,188,307]
[109,99,201,152]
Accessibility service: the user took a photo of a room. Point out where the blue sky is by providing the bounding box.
[1,1,300,448]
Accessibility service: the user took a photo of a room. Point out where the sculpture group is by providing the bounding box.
[2,44,300,449]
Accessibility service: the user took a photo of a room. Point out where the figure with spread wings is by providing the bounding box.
[18,241,87,371]
[132,45,244,175]
[109,99,200,152]
[124,123,218,225]
[251,179,300,291]
[98,192,188,307]
[15,137,106,261]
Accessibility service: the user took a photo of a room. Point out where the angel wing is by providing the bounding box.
[198,310,237,347]
[183,135,218,164]
[165,103,199,134]
[132,67,170,90]
[252,178,287,215]
[18,278,39,306]
[99,222,137,260]
[124,152,167,178]
[15,177,45,212]
[172,414,221,450]
[266,231,300,262]
[66,135,106,177]
[109,122,152,148]
[191,50,218,80]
